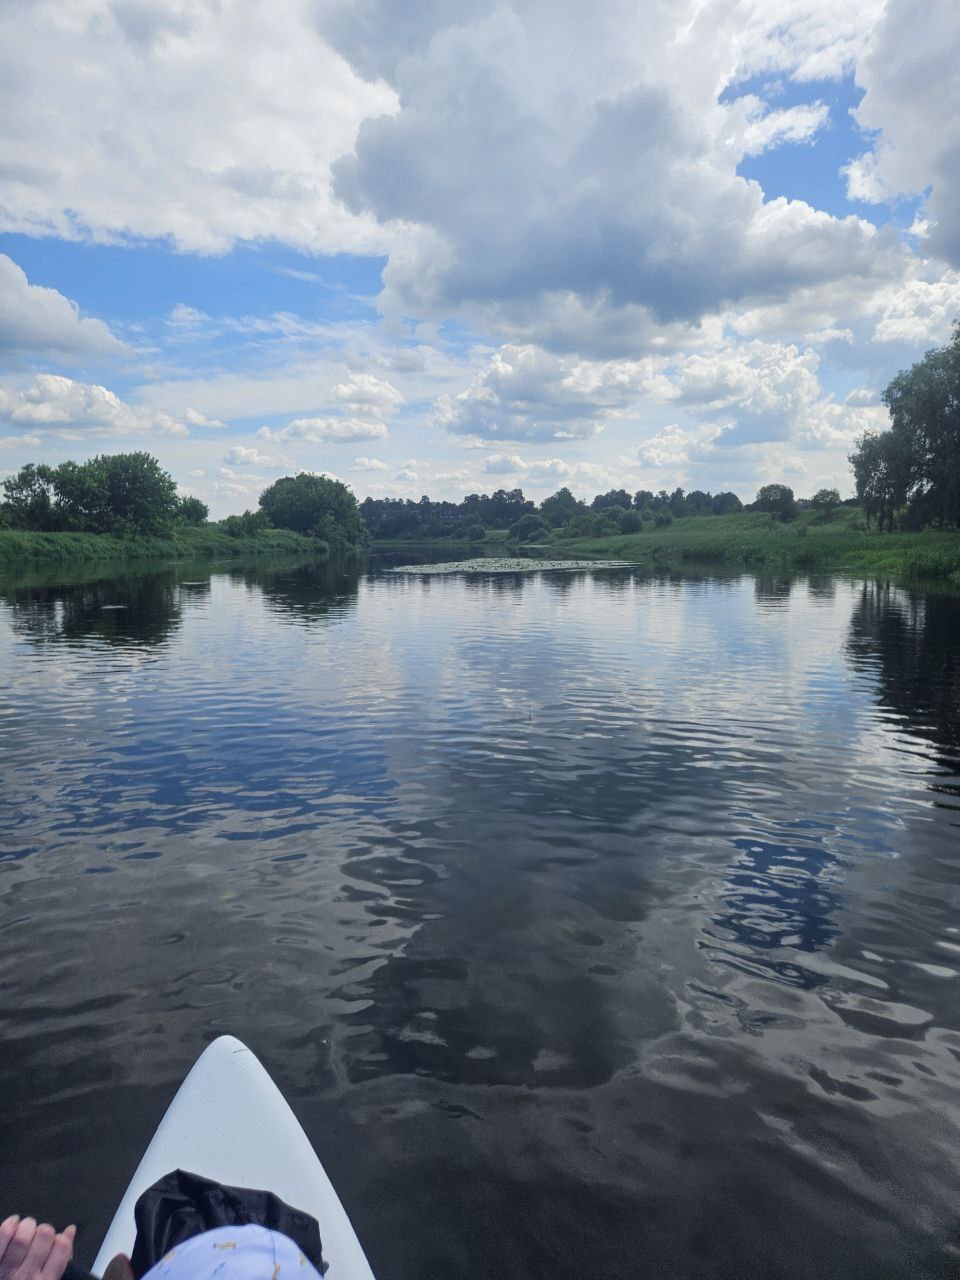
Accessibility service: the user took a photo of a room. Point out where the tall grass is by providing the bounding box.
[0,525,326,566]
[558,509,960,583]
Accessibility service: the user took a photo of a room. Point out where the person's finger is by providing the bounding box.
[0,1219,21,1267]
[38,1227,74,1280]
[2,1218,37,1274]
[11,1222,55,1280]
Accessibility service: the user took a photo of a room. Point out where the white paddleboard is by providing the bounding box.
[93,1036,375,1280]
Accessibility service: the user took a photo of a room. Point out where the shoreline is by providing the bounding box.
[4,511,958,587]
[0,526,328,568]
[373,511,960,586]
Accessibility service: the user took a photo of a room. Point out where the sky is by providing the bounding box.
[1,0,959,516]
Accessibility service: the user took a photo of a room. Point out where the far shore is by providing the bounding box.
[551,509,960,584]
[371,509,960,586]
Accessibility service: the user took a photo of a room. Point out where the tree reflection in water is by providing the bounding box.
[846,581,960,756]
[1,565,187,649]
[235,558,361,624]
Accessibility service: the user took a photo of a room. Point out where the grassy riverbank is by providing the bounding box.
[0,525,326,566]
[557,509,960,582]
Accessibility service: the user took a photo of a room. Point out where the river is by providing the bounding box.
[1,557,959,1280]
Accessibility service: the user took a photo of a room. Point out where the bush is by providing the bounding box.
[177,496,209,526]
[511,512,550,542]
[220,509,269,537]
[465,523,486,540]
[598,505,626,530]
[620,510,643,534]
[654,511,673,528]
[561,512,605,538]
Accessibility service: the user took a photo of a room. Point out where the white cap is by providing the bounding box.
[141,1225,324,1280]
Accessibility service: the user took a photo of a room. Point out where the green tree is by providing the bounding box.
[850,324,960,530]
[177,496,209,525]
[712,491,743,515]
[620,510,643,533]
[810,488,841,519]
[668,487,687,517]
[2,454,180,534]
[465,523,485,540]
[259,472,364,552]
[540,486,584,527]
[55,453,180,534]
[684,489,713,516]
[1,464,58,530]
[598,505,626,530]
[52,459,108,531]
[511,512,550,542]
[849,431,911,531]
[590,488,633,511]
[754,483,798,522]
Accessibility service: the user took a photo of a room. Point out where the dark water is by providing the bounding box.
[2,558,960,1280]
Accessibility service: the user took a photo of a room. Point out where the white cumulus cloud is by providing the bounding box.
[260,417,389,444]
[846,0,960,266]
[0,0,397,254]
[482,453,524,474]
[668,341,824,445]
[633,423,726,468]
[0,254,127,361]
[437,344,665,443]
[329,374,403,417]
[0,375,207,437]
[223,445,293,469]
[330,0,900,349]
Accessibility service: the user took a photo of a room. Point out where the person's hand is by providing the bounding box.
[0,1217,76,1280]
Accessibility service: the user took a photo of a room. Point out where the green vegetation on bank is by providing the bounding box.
[557,508,960,582]
[1,455,364,567]
[0,525,324,566]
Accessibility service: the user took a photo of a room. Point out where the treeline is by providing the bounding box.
[850,322,960,532]
[360,488,532,540]
[361,485,751,542]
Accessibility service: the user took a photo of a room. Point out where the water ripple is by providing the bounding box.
[1,564,959,1279]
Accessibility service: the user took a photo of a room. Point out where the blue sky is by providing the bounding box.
[734,76,890,220]
[1,0,958,515]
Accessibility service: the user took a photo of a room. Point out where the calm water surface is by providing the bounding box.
[2,558,959,1280]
